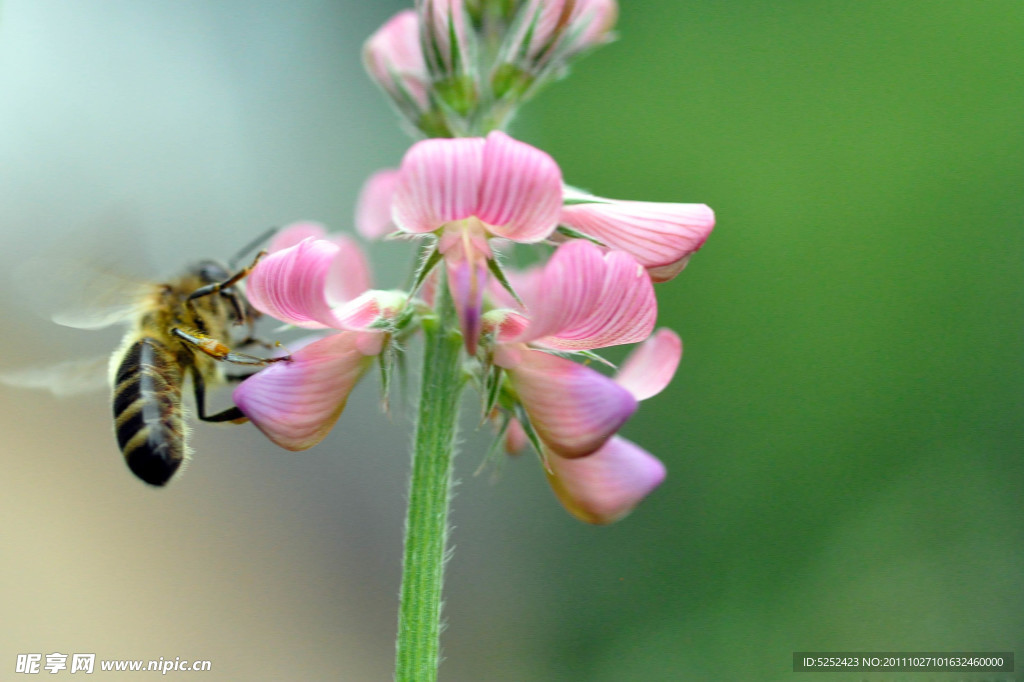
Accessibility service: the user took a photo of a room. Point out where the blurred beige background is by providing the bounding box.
[0,2,557,680]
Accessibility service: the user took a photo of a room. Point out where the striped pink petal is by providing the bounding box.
[245,239,337,328]
[560,199,715,282]
[545,436,665,524]
[363,10,429,108]
[267,221,328,253]
[355,169,400,240]
[477,131,562,242]
[446,255,488,354]
[614,328,682,401]
[543,249,655,349]
[245,237,371,329]
[391,133,562,243]
[331,290,408,331]
[507,0,618,64]
[392,137,486,234]
[233,332,382,451]
[417,0,471,75]
[514,239,605,342]
[499,348,636,458]
[515,240,655,350]
[326,234,373,304]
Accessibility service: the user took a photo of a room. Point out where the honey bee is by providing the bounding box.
[3,238,289,486]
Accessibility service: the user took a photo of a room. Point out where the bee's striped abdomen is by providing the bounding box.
[112,338,186,486]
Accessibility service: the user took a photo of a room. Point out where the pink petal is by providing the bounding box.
[245,237,371,329]
[514,239,605,342]
[477,131,562,242]
[483,309,530,344]
[507,0,617,64]
[499,348,637,458]
[326,234,373,304]
[560,200,715,282]
[545,436,665,524]
[515,240,656,350]
[245,239,337,328]
[392,137,486,234]
[355,169,400,240]
[507,0,567,61]
[445,253,488,355]
[572,0,619,51]
[330,290,408,331]
[437,221,493,353]
[418,0,471,75]
[233,332,380,451]
[267,222,328,253]
[645,255,692,282]
[614,328,682,401]
[363,10,429,108]
[543,249,655,349]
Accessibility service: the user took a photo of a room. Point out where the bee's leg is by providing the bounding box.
[172,328,292,365]
[186,250,267,305]
[190,366,247,423]
[234,335,284,352]
[221,289,249,326]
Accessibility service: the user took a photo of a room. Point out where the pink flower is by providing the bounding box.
[233,223,399,450]
[486,239,656,458]
[392,130,563,352]
[364,10,430,114]
[560,191,716,282]
[479,239,680,523]
[245,224,372,330]
[500,327,682,523]
[546,328,680,523]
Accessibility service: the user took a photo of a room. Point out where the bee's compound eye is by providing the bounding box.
[194,260,229,284]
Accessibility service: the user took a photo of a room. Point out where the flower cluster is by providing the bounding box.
[234,0,715,524]
[364,0,618,136]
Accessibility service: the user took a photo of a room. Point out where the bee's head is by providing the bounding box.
[191,259,231,285]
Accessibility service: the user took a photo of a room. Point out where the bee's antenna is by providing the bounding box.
[229,226,278,270]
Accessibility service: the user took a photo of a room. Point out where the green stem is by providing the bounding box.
[395,287,464,682]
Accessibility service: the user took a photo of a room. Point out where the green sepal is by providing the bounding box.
[555,224,607,247]
[482,362,504,418]
[473,413,511,480]
[486,256,524,307]
[435,75,479,117]
[490,62,533,101]
[409,243,444,298]
[377,340,394,414]
[513,403,545,465]
[571,348,616,369]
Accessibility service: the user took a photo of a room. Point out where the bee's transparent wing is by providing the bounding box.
[15,255,154,331]
[0,355,111,397]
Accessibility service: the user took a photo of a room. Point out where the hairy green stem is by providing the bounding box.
[394,288,464,682]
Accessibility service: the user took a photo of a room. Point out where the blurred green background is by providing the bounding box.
[0,2,1020,680]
